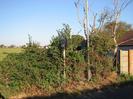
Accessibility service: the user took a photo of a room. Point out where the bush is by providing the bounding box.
[0,25,87,97]
[66,51,86,81]
[0,43,63,93]
[118,74,133,82]
[0,25,116,97]
[89,32,114,78]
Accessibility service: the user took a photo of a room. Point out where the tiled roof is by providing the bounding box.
[118,31,133,46]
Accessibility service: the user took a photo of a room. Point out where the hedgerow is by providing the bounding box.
[0,24,115,97]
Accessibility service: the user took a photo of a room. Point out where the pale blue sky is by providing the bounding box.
[0,0,133,46]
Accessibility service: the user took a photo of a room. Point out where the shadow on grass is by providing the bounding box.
[23,80,133,99]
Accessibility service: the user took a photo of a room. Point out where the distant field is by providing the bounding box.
[0,48,23,61]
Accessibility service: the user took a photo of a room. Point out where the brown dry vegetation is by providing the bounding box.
[10,72,118,99]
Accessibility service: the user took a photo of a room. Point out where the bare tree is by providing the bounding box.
[74,0,113,81]
[98,8,113,32]
[75,0,92,81]
[112,0,132,64]
[75,0,132,80]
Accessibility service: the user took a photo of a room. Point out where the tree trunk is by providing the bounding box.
[75,0,92,81]
[63,48,66,79]
[87,38,92,81]
[113,13,119,67]
[85,0,92,81]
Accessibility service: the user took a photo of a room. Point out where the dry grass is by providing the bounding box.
[0,48,23,61]
[10,72,118,99]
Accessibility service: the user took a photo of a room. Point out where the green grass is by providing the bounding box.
[0,48,23,61]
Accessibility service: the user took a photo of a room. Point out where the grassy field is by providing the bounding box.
[0,48,23,61]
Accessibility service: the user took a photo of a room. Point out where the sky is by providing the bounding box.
[0,0,133,46]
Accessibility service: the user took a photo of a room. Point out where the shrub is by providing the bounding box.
[89,32,114,78]
[0,43,63,93]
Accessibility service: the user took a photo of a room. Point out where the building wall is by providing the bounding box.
[120,50,128,74]
[129,50,133,75]
[118,46,133,75]
[117,46,133,64]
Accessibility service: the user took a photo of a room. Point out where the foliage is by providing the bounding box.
[66,50,86,81]
[51,24,71,50]
[0,44,6,48]
[0,22,130,97]
[0,24,87,97]
[103,21,133,40]
[89,32,115,77]
[50,24,86,81]
[71,35,84,50]
[118,74,133,82]
[0,45,63,97]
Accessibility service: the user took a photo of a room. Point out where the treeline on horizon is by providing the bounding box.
[0,44,23,48]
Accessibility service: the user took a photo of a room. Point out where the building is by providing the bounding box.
[118,31,133,75]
